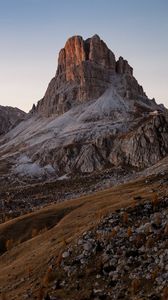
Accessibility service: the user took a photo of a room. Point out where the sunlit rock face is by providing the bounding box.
[34,34,145,117]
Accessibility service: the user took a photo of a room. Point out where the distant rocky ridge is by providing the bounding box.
[0,106,26,135]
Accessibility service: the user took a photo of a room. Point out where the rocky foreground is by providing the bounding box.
[41,197,168,300]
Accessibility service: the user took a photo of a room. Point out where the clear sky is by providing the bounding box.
[0,0,168,112]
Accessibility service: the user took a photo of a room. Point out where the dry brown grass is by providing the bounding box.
[0,173,167,299]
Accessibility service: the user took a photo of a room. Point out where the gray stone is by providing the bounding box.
[62,251,70,258]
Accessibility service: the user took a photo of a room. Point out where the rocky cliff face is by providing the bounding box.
[0,106,26,135]
[34,35,147,117]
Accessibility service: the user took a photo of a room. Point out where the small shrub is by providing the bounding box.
[134,234,144,248]
[162,286,168,300]
[122,212,129,224]
[110,228,117,238]
[146,237,154,248]
[151,193,159,207]
[164,223,168,236]
[16,239,21,246]
[62,238,68,247]
[32,228,38,238]
[95,232,103,241]
[5,239,13,251]
[56,250,63,266]
[153,213,161,225]
[144,223,151,235]
[151,267,159,281]
[131,278,141,295]
[40,226,47,234]
[43,267,55,287]
[96,211,104,224]
[27,266,33,277]
[127,227,132,237]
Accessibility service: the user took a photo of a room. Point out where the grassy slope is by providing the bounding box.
[0,173,167,299]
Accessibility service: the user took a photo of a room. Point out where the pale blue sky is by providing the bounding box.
[0,0,168,111]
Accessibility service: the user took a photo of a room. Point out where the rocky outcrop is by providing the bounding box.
[109,114,168,169]
[34,35,146,116]
[31,114,168,175]
[0,106,26,135]
[116,56,133,75]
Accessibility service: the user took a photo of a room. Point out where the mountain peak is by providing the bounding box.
[35,35,146,116]
[57,34,116,73]
[91,34,101,39]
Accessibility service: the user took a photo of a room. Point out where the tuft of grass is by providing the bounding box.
[127,226,132,237]
[56,250,63,267]
[43,267,56,287]
[122,211,129,224]
[151,193,159,207]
